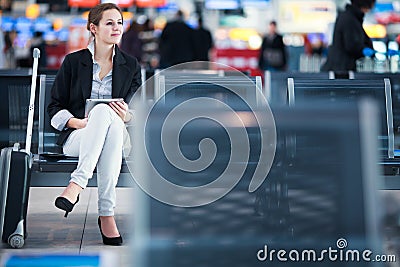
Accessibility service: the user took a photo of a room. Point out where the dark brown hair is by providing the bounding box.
[351,0,376,10]
[87,3,123,36]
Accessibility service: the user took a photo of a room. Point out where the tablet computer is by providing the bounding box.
[85,98,124,117]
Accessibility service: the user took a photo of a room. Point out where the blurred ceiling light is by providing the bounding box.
[26,4,40,19]
[53,18,63,31]
[364,24,387,39]
[248,35,262,49]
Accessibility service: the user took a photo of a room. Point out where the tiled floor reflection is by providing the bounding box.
[1,188,400,267]
[0,187,134,265]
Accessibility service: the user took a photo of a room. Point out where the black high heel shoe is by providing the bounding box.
[98,217,123,246]
[55,195,80,218]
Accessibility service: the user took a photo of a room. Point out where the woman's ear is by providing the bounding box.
[89,23,96,35]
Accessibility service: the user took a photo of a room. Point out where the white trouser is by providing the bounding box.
[63,104,125,216]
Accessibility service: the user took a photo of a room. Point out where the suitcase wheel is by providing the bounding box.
[8,234,24,248]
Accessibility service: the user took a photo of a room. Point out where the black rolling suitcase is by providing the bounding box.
[0,48,40,248]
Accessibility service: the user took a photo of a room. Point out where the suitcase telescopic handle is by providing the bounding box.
[25,48,40,154]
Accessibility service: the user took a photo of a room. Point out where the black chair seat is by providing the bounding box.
[33,156,131,173]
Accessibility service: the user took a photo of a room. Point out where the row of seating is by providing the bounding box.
[132,71,386,266]
[264,70,400,132]
[288,78,394,159]
[132,99,383,267]
[1,70,400,187]
[0,70,388,262]
[264,71,400,174]
[30,69,262,186]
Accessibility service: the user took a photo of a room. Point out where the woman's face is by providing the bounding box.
[92,9,123,45]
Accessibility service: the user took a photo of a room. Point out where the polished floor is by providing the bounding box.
[0,187,134,266]
[1,187,400,267]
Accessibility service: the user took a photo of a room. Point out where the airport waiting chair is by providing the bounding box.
[263,71,335,105]
[350,72,400,137]
[132,102,384,267]
[152,69,252,101]
[0,74,40,152]
[153,69,224,100]
[156,75,263,109]
[287,78,394,160]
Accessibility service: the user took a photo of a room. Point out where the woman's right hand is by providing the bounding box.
[66,118,88,129]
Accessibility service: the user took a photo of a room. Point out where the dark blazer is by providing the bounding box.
[193,27,213,61]
[258,33,287,70]
[321,4,373,72]
[47,45,142,146]
[159,20,196,67]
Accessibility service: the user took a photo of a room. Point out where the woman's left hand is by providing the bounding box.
[109,101,130,122]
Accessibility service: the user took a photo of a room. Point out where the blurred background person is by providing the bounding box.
[120,20,143,64]
[4,30,16,68]
[304,33,327,57]
[258,20,287,72]
[138,17,160,70]
[159,10,195,68]
[30,31,47,69]
[321,0,376,72]
[0,29,5,68]
[193,17,213,61]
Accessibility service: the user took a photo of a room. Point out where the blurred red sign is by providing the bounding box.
[68,24,90,54]
[68,0,99,8]
[211,48,262,76]
[375,13,400,25]
[117,0,134,7]
[46,43,67,69]
[135,0,166,7]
